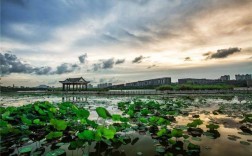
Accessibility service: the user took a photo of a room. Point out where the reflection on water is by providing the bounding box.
[62,96,88,103]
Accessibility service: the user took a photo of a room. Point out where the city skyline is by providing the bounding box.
[1,0,252,87]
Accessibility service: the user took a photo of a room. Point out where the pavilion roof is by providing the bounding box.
[59,77,90,83]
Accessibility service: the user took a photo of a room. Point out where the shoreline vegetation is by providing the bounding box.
[156,84,234,91]
[0,84,249,93]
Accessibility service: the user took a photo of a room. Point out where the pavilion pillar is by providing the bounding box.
[62,84,65,91]
[85,84,87,90]
[73,84,75,91]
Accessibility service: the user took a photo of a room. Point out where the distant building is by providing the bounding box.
[220,75,230,81]
[110,84,125,89]
[126,77,171,87]
[36,85,50,89]
[98,83,112,88]
[235,74,252,81]
[247,80,252,87]
[87,84,93,88]
[178,78,220,85]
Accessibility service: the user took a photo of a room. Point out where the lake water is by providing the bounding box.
[0,93,251,156]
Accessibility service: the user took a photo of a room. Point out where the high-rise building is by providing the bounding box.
[220,75,230,81]
[235,74,252,80]
[97,83,112,88]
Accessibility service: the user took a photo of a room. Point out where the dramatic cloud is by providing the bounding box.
[92,58,125,71]
[54,63,80,74]
[0,53,79,75]
[78,53,87,64]
[184,57,192,61]
[33,67,52,75]
[102,58,114,69]
[115,59,125,64]
[0,53,49,75]
[92,58,114,71]
[1,0,252,86]
[205,47,242,59]
[132,55,146,63]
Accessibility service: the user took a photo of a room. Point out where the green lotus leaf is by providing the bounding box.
[206,124,219,130]
[157,128,167,137]
[140,109,150,116]
[76,109,90,119]
[102,126,116,139]
[50,119,67,131]
[19,147,32,153]
[33,119,41,124]
[127,109,134,118]
[112,114,121,121]
[87,119,98,128]
[188,142,200,150]
[46,131,63,140]
[45,149,66,156]
[78,130,95,140]
[21,115,32,125]
[0,120,8,127]
[168,139,176,145]
[49,107,57,113]
[2,111,10,120]
[171,129,183,138]
[139,117,148,123]
[187,119,203,127]
[96,107,111,119]
[120,117,129,123]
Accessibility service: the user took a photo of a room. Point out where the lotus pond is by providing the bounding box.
[0,93,252,156]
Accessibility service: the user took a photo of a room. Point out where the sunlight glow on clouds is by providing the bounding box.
[1,0,252,86]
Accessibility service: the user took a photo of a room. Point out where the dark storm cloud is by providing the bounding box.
[92,58,126,71]
[132,55,146,63]
[115,59,125,64]
[102,58,115,69]
[34,67,52,75]
[206,47,242,59]
[92,58,115,71]
[184,57,192,61]
[54,63,80,74]
[1,53,40,75]
[0,53,79,75]
[78,53,87,64]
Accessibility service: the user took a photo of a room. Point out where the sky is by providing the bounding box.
[1,0,252,87]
